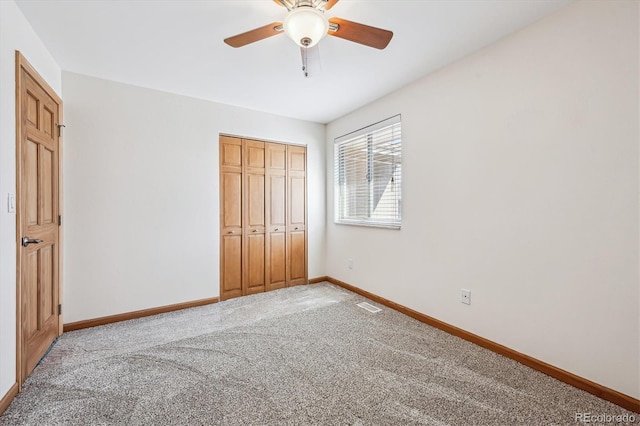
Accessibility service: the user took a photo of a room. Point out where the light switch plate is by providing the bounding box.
[7,193,15,213]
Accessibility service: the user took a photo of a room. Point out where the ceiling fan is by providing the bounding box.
[224,0,393,75]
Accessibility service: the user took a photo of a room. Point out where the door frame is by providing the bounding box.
[14,51,63,389]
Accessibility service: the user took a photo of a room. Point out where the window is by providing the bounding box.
[334,115,402,228]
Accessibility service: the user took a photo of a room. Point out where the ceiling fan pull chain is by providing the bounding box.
[300,47,309,77]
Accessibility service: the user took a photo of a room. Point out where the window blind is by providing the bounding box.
[334,115,402,228]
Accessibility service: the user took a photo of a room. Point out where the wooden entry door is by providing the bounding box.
[16,52,62,381]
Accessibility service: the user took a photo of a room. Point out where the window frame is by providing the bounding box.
[334,114,402,229]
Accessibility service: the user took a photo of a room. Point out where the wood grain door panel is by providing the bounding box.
[266,143,287,290]
[222,172,242,229]
[220,136,242,168]
[243,140,266,295]
[287,145,307,287]
[245,234,266,294]
[289,176,306,228]
[220,136,243,300]
[245,140,266,170]
[269,175,286,228]
[289,231,307,286]
[246,173,266,229]
[221,235,243,299]
[267,232,287,290]
[288,148,306,173]
[23,240,58,375]
[17,53,61,382]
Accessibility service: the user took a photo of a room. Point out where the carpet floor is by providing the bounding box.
[0,283,635,425]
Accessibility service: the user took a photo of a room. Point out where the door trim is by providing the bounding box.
[15,51,63,389]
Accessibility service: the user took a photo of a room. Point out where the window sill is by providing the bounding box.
[334,220,401,230]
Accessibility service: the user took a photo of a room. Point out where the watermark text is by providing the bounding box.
[575,412,636,424]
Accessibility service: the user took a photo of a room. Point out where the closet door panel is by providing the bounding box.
[243,140,266,294]
[246,233,266,294]
[222,172,242,229]
[289,231,306,285]
[246,173,266,229]
[268,232,287,290]
[289,175,306,228]
[269,175,286,228]
[266,143,288,290]
[220,136,243,300]
[221,235,243,299]
[287,145,307,286]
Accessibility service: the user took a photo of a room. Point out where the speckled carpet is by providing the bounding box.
[1,283,635,425]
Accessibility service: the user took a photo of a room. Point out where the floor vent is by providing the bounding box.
[357,302,382,313]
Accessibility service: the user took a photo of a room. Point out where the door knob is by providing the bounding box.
[252,229,258,233]
[22,237,43,247]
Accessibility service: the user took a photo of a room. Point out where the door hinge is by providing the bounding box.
[58,304,62,315]
[58,215,62,226]
[55,123,66,137]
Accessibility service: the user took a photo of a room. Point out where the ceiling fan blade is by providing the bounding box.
[224,22,283,48]
[323,0,340,10]
[328,17,393,50]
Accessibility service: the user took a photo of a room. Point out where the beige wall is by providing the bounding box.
[0,0,62,400]
[326,0,639,398]
[61,71,326,323]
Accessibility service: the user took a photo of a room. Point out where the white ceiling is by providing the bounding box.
[16,0,573,124]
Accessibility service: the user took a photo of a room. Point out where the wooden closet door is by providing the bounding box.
[265,143,287,291]
[243,140,266,295]
[220,136,243,300]
[220,137,307,299]
[287,145,307,286]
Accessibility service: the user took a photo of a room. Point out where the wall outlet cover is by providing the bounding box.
[461,289,471,305]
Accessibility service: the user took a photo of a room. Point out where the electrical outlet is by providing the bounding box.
[348,258,353,269]
[461,289,471,305]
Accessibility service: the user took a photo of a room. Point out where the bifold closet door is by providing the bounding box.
[220,136,307,300]
[220,136,243,300]
[243,140,267,295]
[266,143,287,291]
[287,145,307,286]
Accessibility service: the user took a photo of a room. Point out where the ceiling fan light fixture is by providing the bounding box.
[283,7,328,48]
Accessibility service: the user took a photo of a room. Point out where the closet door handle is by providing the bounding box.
[252,229,258,233]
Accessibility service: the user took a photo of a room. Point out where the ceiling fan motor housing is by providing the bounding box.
[283,6,329,48]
